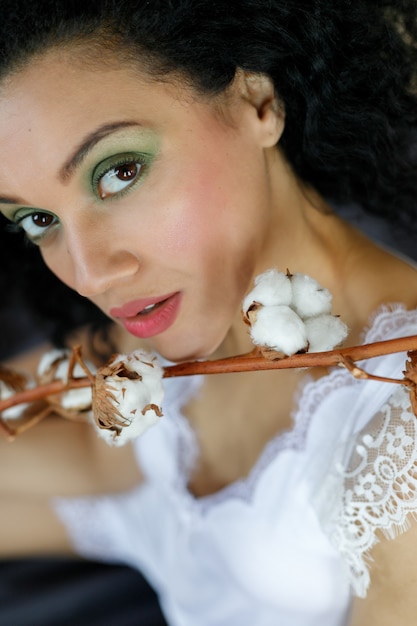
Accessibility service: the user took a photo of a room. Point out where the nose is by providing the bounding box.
[73,248,140,298]
[48,218,140,298]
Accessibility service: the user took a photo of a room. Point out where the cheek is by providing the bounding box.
[154,169,262,323]
[149,154,260,265]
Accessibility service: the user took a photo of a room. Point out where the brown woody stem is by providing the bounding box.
[163,335,417,377]
[1,334,417,414]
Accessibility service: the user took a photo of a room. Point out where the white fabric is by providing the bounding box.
[53,305,417,626]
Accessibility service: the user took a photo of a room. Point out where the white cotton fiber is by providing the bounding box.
[0,379,30,420]
[242,269,292,314]
[249,305,308,355]
[37,348,68,377]
[242,268,348,355]
[290,273,332,319]
[304,314,348,352]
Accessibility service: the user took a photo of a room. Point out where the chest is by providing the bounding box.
[180,368,310,497]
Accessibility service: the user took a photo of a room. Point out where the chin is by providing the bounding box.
[154,334,223,365]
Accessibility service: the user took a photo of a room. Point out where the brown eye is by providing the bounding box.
[17,210,59,244]
[115,163,139,181]
[32,212,55,227]
[97,159,144,199]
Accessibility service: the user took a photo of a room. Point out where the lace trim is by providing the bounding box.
[325,385,417,597]
[360,303,416,345]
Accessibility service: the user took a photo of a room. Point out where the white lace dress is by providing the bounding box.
[53,305,417,626]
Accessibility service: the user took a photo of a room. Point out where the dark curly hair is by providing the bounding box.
[0,0,417,347]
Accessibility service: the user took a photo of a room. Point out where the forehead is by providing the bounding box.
[0,49,224,183]
[0,49,196,131]
[0,49,238,206]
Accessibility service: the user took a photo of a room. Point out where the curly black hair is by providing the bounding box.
[0,0,416,346]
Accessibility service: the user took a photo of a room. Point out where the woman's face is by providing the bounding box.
[0,50,282,361]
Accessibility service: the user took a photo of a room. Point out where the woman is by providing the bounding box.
[0,1,417,624]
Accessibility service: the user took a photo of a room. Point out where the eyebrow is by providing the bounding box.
[0,196,18,205]
[58,120,140,182]
[0,120,141,207]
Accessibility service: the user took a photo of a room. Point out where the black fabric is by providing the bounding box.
[0,557,168,626]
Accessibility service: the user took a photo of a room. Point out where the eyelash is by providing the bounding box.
[92,153,151,200]
[6,221,36,246]
[10,210,59,246]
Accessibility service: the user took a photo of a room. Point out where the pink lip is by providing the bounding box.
[110,292,182,339]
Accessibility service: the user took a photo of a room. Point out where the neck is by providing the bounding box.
[219,151,407,358]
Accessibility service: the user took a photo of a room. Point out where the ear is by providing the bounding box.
[237,70,285,147]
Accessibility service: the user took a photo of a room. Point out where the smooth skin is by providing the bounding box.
[1,46,417,622]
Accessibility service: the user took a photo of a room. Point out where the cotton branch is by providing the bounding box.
[2,269,417,442]
[1,335,417,417]
[163,336,417,378]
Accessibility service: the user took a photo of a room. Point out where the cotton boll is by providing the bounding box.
[0,379,31,420]
[249,305,308,356]
[38,348,96,411]
[92,350,164,446]
[94,403,162,447]
[56,357,95,411]
[38,348,96,382]
[242,269,292,316]
[1,383,23,420]
[0,366,33,420]
[304,314,348,352]
[37,349,68,377]
[290,273,332,319]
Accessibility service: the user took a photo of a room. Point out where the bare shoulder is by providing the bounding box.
[351,521,417,625]
[373,245,417,310]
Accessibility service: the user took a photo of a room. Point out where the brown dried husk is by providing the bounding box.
[242,301,261,326]
[92,361,132,433]
[0,365,28,392]
[404,350,417,417]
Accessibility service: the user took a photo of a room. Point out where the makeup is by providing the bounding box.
[110,292,182,339]
[80,126,161,200]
